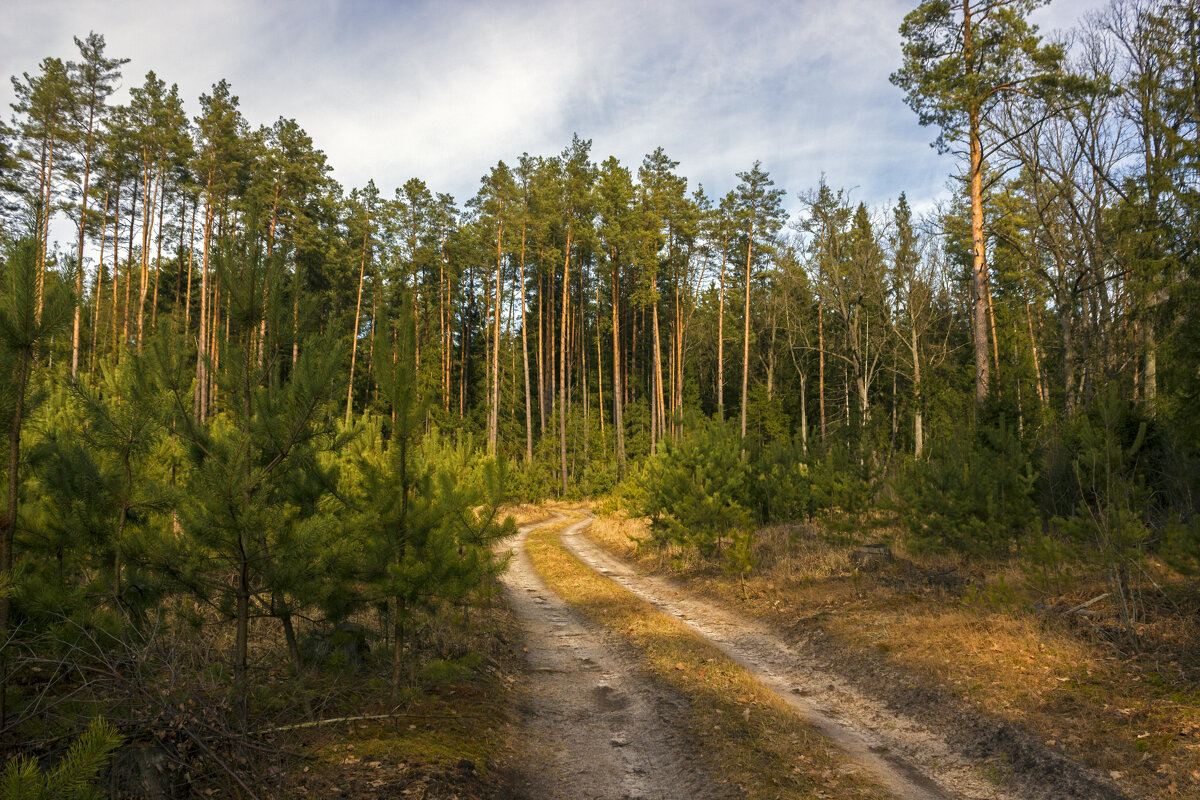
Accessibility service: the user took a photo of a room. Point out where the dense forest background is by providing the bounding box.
[1,0,1199,792]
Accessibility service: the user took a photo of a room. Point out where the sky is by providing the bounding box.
[3,0,1105,230]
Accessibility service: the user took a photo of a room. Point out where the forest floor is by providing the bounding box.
[282,505,1197,799]
[583,509,1200,800]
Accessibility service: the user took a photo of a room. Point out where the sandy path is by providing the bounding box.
[558,515,1029,800]
[500,519,730,800]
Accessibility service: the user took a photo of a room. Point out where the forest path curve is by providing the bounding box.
[558,514,1029,800]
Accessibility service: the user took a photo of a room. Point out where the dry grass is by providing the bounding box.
[527,516,892,800]
[499,503,557,526]
[587,514,1200,800]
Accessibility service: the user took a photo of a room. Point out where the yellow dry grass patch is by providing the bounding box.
[527,516,892,800]
[587,514,1200,800]
[500,503,557,526]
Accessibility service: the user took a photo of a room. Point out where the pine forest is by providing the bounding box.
[1,2,1200,798]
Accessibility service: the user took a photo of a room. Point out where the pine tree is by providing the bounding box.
[67,32,127,377]
[639,417,751,557]
[360,298,513,691]
[892,0,1066,405]
[161,223,342,720]
[10,57,75,318]
[0,238,73,726]
[732,162,785,448]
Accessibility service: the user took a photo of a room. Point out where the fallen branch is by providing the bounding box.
[251,711,484,736]
[1063,593,1109,616]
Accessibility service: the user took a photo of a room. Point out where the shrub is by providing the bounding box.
[637,418,751,557]
[900,415,1038,554]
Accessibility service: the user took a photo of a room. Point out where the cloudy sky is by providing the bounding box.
[3,0,1103,221]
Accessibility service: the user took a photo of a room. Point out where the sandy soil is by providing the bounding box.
[499,518,732,800]
[557,514,1130,800]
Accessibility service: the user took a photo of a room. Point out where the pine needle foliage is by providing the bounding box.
[0,717,120,800]
[639,417,752,557]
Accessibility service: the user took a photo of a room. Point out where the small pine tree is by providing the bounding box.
[359,301,513,692]
[0,237,73,726]
[901,414,1038,553]
[639,418,751,557]
[0,717,121,800]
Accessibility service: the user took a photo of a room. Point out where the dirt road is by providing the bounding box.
[500,518,731,800]
[503,513,1128,800]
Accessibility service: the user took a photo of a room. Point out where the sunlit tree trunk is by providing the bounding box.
[520,237,534,462]
[965,4,992,405]
[90,186,110,373]
[345,222,370,426]
[611,249,626,476]
[559,227,571,494]
[488,200,503,454]
[740,213,754,448]
[150,179,166,334]
[819,304,826,439]
[72,104,100,376]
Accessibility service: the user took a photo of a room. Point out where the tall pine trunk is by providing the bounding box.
[90,187,111,373]
[740,213,754,449]
[964,3,991,405]
[345,222,370,426]
[195,185,213,421]
[718,234,726,420]
[72,102,100,377]
[611,250,625,476]
[559,227,571,494]
[488,202,503,454]
[520,226,534,462]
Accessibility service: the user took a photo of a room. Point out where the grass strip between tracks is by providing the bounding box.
[526,516,892,800]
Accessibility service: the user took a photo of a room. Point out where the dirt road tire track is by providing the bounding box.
[558,514,1131,800]
[501,518,732,800]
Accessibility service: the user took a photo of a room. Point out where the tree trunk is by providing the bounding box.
[72,105,99,377]
[90,187,111,373]
[36,133,55,324]
[740,218,753,449]
[137,163,160,351]
[595,281,605,446]
[1144,322,1157,405]
[111,181,122,354]
[559,228,571,494]
[150,179,166,334]
[652,294,665,453]
[185,195,197,333]
[195,186,214,421]
[718,236,726,420]
[800,371,808,454]
[123,186,137,353]
[488,202,503,454]
[911,327,924,457]
[440,226,449,413]
[611,251,626,476]
[520,228,533,462]
[537,270,546,437]
[965,3,991,406]
[345,223,370,426]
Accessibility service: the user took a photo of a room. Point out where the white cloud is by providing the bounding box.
[2,0,1107,235]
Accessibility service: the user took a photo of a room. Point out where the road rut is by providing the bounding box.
[500,519,730,800]
[558,515,1024,800]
